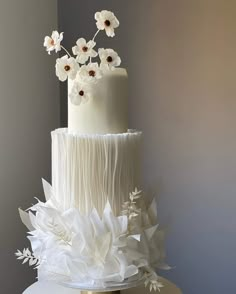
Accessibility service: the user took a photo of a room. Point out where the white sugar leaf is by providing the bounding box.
[18,208,34,231]
[15,250,22,257]
[36,260,41,267]
[132,195,141,199]
[17,256,25,260]
[31,259,38,266]
[42,178,53,201]
[129,212,138,220]
[148,198,158,224]
[29,258,38,266]
[130,234,141,241]
[145,224,159,241]
[22,258,29,264]
[25,248,31,256]
[157,263,172,270]
[124,265,138,279]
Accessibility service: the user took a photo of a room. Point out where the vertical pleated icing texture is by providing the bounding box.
[52,128,141,215]
[68,68,128,134]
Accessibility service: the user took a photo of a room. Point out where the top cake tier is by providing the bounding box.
[68,68,128,134]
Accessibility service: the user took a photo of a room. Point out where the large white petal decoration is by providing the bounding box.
[18,208,34,231]
[89,208,106,236]
[42,178,53,201]
[17,186,168,291]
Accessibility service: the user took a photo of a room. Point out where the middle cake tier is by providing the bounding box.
[51,128,142,215]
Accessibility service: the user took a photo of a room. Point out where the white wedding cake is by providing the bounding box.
[16,10,169,293]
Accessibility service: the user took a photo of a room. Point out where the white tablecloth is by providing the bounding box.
[23,278,182,294]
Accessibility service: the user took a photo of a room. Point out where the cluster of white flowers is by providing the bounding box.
[16,180,169,291]
[43,10,121,106]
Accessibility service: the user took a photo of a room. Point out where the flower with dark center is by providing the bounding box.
[44,30,64,54]
[69,81,91,105]
[106,56,113,63]
[64,65,71,71]
[104,20,111,27]
[82,46,88,52]
[95,11,119,37]
[89,70,96,77]
[78,63,102,83]
[56,55,78,81]
[72,38,97,64]
[98,48,121,70]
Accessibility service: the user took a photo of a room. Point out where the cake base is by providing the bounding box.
[23,278,182,294]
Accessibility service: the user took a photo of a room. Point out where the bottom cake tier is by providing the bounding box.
[17,128,169,292]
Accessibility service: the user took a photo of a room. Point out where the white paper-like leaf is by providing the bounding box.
[124,265,138,279]
[22,258,29,264]
[130,234,141,242]
[25,248,31,256]
[18,208,34,231]
[42,178,53,201]
[145,224,159,241]
[95,232,111,263]
[15,250,22,257]
[17,256,25,260]
[157,263,172,270]
[148,198,158,225]
[117,215,128,234]
[89,208,105,235]
[29,258,38,266]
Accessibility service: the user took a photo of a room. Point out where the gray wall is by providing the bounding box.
[58,1,236,293]
[0,0,59,293]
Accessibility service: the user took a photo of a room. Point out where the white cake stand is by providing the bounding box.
[23,278,182,294]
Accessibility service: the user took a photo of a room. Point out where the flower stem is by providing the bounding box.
[61,45,72,58]
[89,29,100,63]
[92,29,100,42]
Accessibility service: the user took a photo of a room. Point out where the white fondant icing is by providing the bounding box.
[68,68,128,134]
[51,128,141,215]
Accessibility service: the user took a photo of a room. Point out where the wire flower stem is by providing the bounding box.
[61,45,72,58]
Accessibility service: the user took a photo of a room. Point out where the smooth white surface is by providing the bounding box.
[68,68,128,134]
[24,278,182,294]
[51,128,141,215]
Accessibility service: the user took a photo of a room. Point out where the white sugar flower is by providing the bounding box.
[44,31,63,54]
[69,81,91,105]
[55,55,79,82]
[72,38,97,64]
[95,10,119,37]
[78,62,102,83]
[99,48,121,71]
